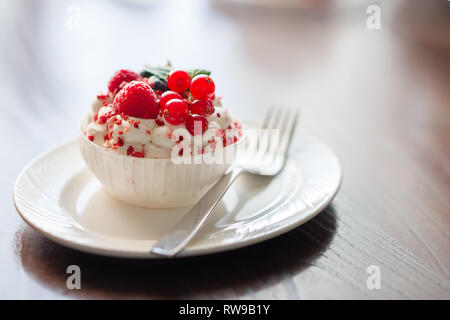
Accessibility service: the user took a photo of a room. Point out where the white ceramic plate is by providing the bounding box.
[14,135,342,258]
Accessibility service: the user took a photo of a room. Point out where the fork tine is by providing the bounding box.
[260,106,287,165]
[263,105,281,130]
[255,107,280,160]
[260,105,274,130]
[278,107,300,159]
[254,106,299,169]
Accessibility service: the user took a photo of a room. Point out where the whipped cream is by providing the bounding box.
[85,98,242,159]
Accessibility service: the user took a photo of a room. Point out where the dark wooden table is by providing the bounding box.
[1,0,449,299]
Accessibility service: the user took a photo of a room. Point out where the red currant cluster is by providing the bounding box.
[105,67,216,136]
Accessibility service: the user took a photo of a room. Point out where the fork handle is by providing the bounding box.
[151,167,244,257]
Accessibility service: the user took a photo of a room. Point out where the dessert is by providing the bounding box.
[84,65,243,159]
[79,64,244,208]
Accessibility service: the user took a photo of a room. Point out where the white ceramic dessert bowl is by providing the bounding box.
[79,116,244,208]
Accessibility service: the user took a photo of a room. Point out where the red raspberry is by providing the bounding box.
[113,81,159,119]
[108,69,140,93]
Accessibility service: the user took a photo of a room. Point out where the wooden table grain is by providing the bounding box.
[0,0,449,299]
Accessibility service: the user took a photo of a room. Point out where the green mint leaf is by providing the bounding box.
[187,68,211,79]
[140,65,172,82]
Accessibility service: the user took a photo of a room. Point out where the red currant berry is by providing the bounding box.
[163,99,189,125]
[190,75,215,100]
[159,91,183,110]
[113,81,159,119]
[167,70,191,93]
[185,114,209,136]
[190,99,214,116]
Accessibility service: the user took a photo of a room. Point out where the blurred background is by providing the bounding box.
[0,0,449,153]
[0,0,449,298]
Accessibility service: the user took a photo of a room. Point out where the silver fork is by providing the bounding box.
[151,107,300,257]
